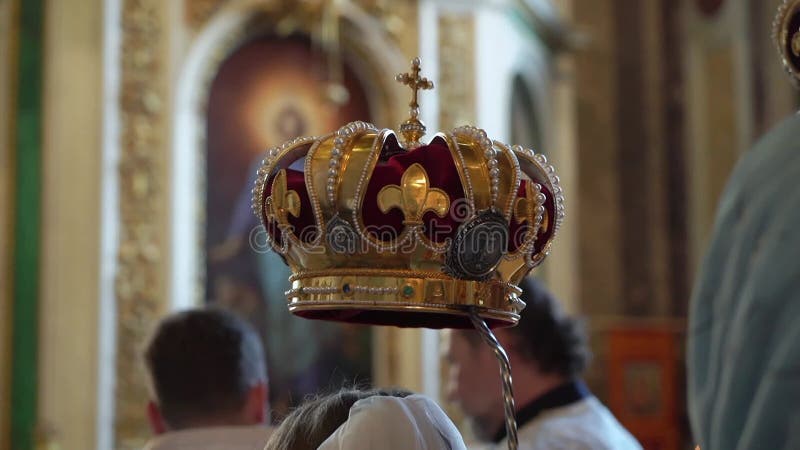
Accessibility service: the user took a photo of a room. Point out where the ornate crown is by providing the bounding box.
[774,0,800,85]
[252,58,564,329]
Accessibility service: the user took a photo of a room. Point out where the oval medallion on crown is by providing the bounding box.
[785,5,800,77]
[775,0,800,83]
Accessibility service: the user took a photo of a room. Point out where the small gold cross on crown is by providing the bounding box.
[396,57,434,148]
[396,57,434,119]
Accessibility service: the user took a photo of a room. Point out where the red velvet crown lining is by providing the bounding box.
[264,137,556,259]
[361,139,466,243]
[264,168,317,245]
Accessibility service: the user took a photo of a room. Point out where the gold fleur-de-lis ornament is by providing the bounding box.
[514,183,545,225]
[378,163,450,225]
[266,169,301,224]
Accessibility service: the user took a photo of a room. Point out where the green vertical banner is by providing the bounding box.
[10,0,43,448]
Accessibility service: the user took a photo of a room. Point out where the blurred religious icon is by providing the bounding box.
[608,327,679,449]
[623,362,663,416]
[275,104,307,141]
[204,33,374,420]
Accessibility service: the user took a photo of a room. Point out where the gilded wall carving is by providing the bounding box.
[117,0,167,447]
[185,0,229,29]
[184,0,417,58]
[438,14,475,129]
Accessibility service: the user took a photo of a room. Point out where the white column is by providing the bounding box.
[97,0,123,448]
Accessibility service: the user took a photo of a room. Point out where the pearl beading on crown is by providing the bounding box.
[327,121,378,205]
[252,135,319,254]
[453,126,503,206]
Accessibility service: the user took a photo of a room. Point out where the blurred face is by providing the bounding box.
[442,330,502,423]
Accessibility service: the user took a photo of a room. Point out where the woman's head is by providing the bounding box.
[265,388,411,450]
[266,388,466,450]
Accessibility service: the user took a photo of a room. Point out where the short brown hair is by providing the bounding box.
[512,277,590,376]
[144,307,266,428]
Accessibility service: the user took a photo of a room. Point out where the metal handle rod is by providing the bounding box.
[468,308,518,450]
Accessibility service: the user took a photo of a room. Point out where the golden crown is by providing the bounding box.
[774,0,800,85]
[252,58,564,329]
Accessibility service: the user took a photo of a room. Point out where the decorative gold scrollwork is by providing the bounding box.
[514,182,540,225]
[266,169,301,224]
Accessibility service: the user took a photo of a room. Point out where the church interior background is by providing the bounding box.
[1,0,798,449]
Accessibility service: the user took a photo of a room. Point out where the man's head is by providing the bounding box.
[144,307,269,433]
[443,277,590,439]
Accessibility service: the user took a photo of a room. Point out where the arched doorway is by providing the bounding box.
[509,74,542,152]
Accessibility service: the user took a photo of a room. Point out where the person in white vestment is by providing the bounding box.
[142,308,273,450]
[444,277,641,450]
[265,388,467,450]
